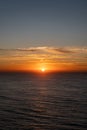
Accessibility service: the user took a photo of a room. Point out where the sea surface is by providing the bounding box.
[0,72,87,130]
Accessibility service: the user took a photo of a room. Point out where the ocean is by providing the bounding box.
[0,72,87,130]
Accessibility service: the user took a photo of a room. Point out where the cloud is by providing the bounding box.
[0,46,87,64]
[1,46,87,54]
[42,47,74,54]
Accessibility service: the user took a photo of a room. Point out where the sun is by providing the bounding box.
[41,68,45,72]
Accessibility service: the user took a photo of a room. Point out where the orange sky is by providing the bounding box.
[0,46,87,72]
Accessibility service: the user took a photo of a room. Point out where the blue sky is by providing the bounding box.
[0,0,87,48]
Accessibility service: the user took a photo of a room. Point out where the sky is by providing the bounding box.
[0,0,87,72]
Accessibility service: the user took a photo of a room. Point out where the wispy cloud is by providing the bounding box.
[0,46,87,58]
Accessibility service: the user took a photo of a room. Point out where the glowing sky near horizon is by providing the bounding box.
[0,47,87,72]
[0,0,87,72]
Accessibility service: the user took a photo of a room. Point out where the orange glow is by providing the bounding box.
[0,62,87,73]
[41,68,45,72]
[0,46,87,73]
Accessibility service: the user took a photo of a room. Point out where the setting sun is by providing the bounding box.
[41,68,45,72]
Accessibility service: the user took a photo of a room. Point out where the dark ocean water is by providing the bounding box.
[0,72,87,130]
